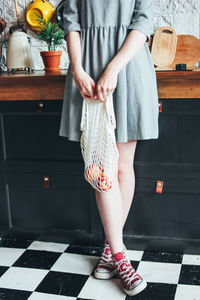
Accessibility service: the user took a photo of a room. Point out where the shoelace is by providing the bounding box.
[114,258,141,286]
[98,242,113,267]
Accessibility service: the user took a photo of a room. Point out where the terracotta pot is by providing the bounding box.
[40,50,62,73]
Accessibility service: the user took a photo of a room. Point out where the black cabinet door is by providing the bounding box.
[135,98,200,164]
[124,99,200,251]
[7,170,103,242]
[1,100,103,243]
[3,113,82,161]
[124,168,200,238]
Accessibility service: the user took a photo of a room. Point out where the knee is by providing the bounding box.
[118,160,133,179]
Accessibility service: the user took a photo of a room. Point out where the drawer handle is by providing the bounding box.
[43,176,50,188]
[37,101,44,113]
[156,180,164,194]
[159,101,162,113]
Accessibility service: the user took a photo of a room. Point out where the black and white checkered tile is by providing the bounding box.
[0,237,200,300]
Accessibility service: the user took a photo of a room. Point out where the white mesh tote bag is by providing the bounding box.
[80,92,119,192]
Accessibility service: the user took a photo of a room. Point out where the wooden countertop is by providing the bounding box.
[0,70,200,101]
[157,70,200,99]
[0,70,67,101]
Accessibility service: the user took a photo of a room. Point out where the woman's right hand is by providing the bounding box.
[72,67,97,100]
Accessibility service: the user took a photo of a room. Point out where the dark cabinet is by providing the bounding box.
[0,100,103,244]
[124,165,200,251]
[7,171,99,233]
[123,99,200,252]
[0,98,200,252]
[5,165,103,243]
[4,114,82,161]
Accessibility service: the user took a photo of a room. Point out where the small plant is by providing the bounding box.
[33,13,64,51]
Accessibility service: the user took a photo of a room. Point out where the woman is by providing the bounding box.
[59,0,159,296]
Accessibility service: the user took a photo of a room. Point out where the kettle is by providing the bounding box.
[0,25,34,72]
[7,28,34,71]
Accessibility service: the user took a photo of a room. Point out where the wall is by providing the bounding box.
[0,0,199,70]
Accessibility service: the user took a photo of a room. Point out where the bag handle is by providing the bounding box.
[80,99,87,131]
[81,93,116,131]
[104,92,116,130]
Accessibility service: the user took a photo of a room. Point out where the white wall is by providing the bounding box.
[0,0,199,70]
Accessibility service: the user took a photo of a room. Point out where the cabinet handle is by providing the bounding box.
[159,101,162,113]
[156,180,164,193]
[43,176,50,188]
[37,101,44,113]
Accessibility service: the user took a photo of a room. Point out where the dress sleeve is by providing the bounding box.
[128,0,153,43]
[63,0,81,39]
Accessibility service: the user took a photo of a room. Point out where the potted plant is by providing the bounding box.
[34,13,64,73]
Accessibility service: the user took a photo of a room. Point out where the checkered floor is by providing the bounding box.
[0,238,200,300]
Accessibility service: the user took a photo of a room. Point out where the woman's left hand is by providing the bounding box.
[95,65,119,102]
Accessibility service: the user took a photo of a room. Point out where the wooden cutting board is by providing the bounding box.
[151,27,177,70]
[169,35,200,70]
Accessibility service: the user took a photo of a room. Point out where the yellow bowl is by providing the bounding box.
[26,0,55,32]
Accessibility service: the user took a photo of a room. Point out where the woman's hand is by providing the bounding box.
[95,65,119,102]
[72,67,98,100]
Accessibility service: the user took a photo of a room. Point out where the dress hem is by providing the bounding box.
[58,131,159,143]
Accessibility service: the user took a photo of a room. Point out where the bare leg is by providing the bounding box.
[95,168,123,255]
[95,140,137,255]
[117,141,137,229]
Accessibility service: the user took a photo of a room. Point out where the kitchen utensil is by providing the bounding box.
[170,35,200,70]
[151,26,177,71]
[26,0,55,32]
[4,0,34,72]
[6,29,33,71]
[14,0,20,26]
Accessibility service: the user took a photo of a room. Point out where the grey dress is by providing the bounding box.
[59,0,159,142]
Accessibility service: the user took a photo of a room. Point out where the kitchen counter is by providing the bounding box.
[0,70,67,101]
[157,70,200,99]
[0,70,200,101]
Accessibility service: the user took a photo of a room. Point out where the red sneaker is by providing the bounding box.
[113,251,147,296]
[94,240,117,279]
